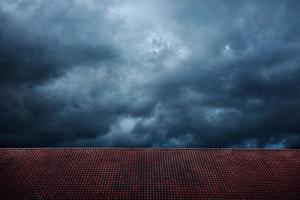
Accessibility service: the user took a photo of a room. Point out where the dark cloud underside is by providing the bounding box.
[0,0,299,148]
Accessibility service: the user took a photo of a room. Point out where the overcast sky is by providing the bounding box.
[0,0,299,148]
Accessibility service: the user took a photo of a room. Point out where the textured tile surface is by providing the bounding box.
[0,148,299,199]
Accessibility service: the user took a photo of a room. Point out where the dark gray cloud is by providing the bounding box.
[0,0,299,148]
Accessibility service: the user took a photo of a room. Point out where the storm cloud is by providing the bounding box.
[0,0,299,148]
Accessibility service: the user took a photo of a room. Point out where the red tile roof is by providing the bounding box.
[0,148,299,199]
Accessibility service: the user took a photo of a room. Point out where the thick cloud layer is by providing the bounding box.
[1,0,299,148]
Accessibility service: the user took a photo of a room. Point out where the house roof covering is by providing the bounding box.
[0,148,299,199]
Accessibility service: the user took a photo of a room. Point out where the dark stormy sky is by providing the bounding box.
[1,0,300,148]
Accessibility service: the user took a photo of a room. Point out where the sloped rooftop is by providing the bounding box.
[0,148,299,199]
